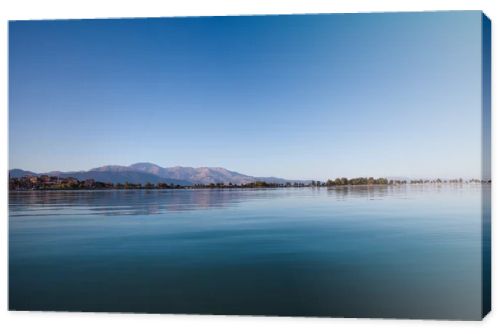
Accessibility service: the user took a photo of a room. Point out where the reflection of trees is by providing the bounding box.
[325,183,483,201]
[326,185,392,200]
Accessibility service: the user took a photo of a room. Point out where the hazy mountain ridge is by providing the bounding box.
[9,169,38,178]
[10,163,309,185]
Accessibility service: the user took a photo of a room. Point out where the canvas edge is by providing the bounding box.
[481,11,492,320]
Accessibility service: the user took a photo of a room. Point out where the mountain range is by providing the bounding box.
[9,163,309,185]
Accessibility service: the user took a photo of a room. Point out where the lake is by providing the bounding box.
[9,185,490,319]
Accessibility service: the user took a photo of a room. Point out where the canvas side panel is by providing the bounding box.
[481,12,492,319]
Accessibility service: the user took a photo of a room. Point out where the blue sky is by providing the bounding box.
[9,12,485,179]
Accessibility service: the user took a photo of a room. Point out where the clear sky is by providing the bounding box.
[9,12,485,180]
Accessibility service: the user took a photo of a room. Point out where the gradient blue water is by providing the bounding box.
[9,185,487,319]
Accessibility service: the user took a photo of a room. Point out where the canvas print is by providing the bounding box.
[8,11,491,320]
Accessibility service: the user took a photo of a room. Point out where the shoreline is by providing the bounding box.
[10,174,489,192]
[8,182,490,192]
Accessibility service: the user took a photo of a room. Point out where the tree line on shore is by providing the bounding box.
[8,174,490,191]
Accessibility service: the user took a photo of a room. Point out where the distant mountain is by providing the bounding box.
[129,163,311,185]
[255,176,302,184]
[92,163,288,185]
[49,170,192,185]
[9,163,309,185]
[9,169,38,178]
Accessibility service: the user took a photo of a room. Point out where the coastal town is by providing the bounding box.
[8,174,488,191]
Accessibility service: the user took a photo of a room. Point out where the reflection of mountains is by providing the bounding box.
[9,185,474,217]
[9,189,291,216]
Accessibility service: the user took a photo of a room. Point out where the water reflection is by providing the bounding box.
[9,184,479,217]
[10,188,317,216]
[9,184,488,319]
[326,183,470,200]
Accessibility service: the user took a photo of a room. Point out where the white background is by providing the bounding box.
[0,1,498,333]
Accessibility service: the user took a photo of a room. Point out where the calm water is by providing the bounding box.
[9,185,490,319]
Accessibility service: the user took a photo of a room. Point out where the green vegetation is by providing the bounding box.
[8,175,489,191]
[325,177,389,186]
